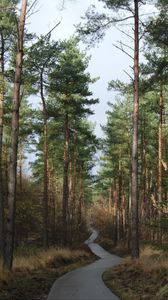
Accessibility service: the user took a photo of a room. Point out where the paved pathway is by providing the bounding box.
[47,229,121,300]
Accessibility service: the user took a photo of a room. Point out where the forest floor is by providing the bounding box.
[100,238,168,300]
[0,245,96,300]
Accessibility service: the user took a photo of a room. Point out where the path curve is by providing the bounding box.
[47,229,121,300]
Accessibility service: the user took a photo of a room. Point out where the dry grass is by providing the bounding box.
[0,247,94,300]
[139,246,168,273]
[12,247,89,271]
[103,245,168,300]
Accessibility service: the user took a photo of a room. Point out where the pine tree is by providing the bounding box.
[3,0,28,272]
[48,38,99,244]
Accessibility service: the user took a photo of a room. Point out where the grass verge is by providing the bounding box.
[103,245,168,300]
[0,247,95,300]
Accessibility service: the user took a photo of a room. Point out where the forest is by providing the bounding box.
[0,0,168,299]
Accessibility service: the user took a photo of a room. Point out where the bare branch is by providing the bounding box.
[26,0,38,18]
[44,19,62,38]
[118,40,134,51]
[116,26,134,41]
[26,9,39,20]
[112,43,134,60]
[123,70,133,81]
[112,15,134,23]
[85,15,134,33]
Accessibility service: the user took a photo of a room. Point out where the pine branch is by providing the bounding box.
[116,26,134,41]
[112,43,134,60]
[123,70,133,81]
[26,0,39,19]
[118,40,134,52]
[44,20,62,38]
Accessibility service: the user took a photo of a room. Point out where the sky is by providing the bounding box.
[27,0,133,138]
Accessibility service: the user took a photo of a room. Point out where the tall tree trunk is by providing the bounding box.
[49,165,56,241]
[78,166,84,242]
[0,32,5,256]
[3,0,27,271]
[19,144,23,192]
[117,156,122,243]
[128,162,132,251]
[70,130,77,239]
[108,181,113,213]
[158,80,163,242]
[40,71,49,249]
[131,0,139,259]
[113,178,118,245]
[62,112,70,245]
[4,139,9,199]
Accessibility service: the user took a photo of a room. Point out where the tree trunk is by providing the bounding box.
[4,139,9,198]
[62,112,70,245]
[19,144,23,192]
[131,0,139,259]
[0,32,5,257]
[117,157,122,243]
[108,181,113,213]
[158,80,163,242]
[78,166,84,242]
[3,0,27,271]
[40,71,49,249]
[113,178,118,245]
[70,130,77,239]
[43,119,49,248]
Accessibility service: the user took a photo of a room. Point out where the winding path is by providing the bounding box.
[47,229,121,300]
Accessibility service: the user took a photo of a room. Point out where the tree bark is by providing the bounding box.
[3,0,27,271]
[40,71,49,249]
[131,0,139,259]
[158,80,163,242]
[62,112,70,245]
[0,32,5,257]
[117,157,122,243]
[70,130,77,238]
[78,166,84,242]
[18,144,23,192]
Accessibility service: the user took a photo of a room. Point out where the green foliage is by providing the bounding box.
[48,38,98,117]
[99,0,130,10]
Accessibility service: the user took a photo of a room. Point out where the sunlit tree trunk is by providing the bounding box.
[18,143,23,192]
[4,139,9,199]
[158,80,163,242]
[3,0,27,271]
[131,0,139,259]
[0,32,5,256]
[139,114,147,240]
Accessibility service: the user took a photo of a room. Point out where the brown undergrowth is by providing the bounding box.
[103,245,168,300]
[0,247,95,300]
